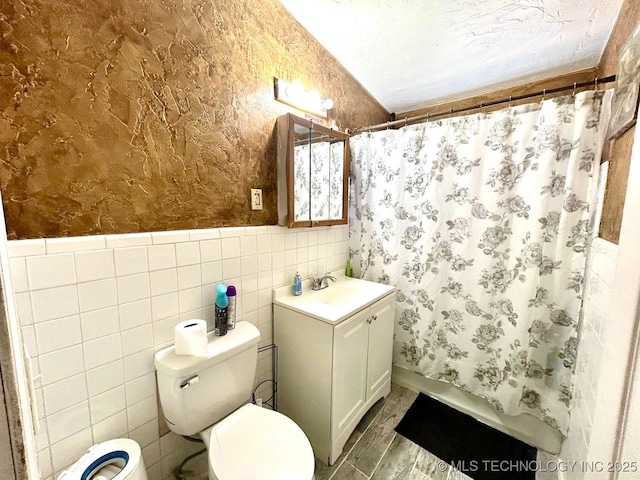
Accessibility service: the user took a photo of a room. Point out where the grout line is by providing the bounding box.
[328,398,387,480]
[352,463,370,479]
[407,452,420,478]
[367,432,397,479]
[344,392,402,478]
[327,441,355,480]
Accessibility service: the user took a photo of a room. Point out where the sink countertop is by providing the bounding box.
[273,274,395,325]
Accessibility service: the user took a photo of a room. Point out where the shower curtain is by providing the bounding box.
[294,141,345,221]
[349,91,612,434]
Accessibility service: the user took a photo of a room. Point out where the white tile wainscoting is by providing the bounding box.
[559,237,618,480]
[9,224,350,480]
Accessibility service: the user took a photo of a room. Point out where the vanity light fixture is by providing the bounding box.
[274,78,333,119]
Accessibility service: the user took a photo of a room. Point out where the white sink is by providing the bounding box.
[311,285,363,305]
[273,275,395,324]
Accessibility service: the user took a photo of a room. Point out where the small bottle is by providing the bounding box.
[226,285,237,330]
[345,259,353,278]
[293,272,302,296]
[215,284,228,336]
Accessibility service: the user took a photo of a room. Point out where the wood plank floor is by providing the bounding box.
[314,384,473,480]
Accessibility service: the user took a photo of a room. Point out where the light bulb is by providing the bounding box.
[291,81,304,94]
[322,98,334,110]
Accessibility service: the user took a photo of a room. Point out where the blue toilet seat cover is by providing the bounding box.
[81,450,129,480]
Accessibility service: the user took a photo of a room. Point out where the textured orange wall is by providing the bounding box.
[0,0,388,239]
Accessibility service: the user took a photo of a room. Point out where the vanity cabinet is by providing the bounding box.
[274,292,394,465]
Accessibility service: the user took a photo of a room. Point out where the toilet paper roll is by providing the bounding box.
[174,319,208,357]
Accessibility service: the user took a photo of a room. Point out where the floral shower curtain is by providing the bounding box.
[349,91,612,433]
[294,141,344,221]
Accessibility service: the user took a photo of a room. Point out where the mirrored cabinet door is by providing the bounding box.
[329,140,345,220]
[310,131,331,221]
[277,113,349,228]
[293,123,312,222]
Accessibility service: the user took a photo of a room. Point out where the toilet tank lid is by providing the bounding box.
[155,321,260,378]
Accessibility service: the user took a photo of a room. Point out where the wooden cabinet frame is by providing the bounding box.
[277,113,350,228]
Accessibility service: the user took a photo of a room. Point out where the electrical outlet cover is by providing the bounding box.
[251,188,263,210]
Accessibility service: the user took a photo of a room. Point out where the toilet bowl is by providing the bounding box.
[155,321,315,479]
[57,438,148,480]
[202,403,314,480]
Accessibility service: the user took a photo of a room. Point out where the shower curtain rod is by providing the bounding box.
[294,135,342,147]
[350,75,616,134]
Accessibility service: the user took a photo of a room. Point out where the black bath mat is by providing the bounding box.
[395,393,537,480]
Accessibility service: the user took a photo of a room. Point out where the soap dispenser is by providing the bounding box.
[293,272,302,296]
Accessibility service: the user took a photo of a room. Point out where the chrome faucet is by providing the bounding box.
[311,275,337,291]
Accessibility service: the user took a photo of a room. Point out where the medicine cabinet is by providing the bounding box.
[277,113,350,228]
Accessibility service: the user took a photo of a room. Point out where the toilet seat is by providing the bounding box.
[57,439,146,480]
[208,403,314,480]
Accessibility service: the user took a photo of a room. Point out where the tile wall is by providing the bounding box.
[559,237,618,480]
[8,224,350,480]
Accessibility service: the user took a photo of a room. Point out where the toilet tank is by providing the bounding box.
[154,321,260,436]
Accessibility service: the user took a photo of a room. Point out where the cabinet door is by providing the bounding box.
[331,308,369,439]
[366,295,395,400]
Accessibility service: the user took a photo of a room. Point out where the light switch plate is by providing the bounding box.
[251,189,263,210]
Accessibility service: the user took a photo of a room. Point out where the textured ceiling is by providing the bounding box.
[278,0,625,113]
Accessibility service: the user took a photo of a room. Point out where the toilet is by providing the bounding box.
[57,438,147,480]
[154,321,314,480]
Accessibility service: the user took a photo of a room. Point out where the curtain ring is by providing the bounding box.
[386,121,390,130]
[541,89,546,102]
[594,77,599,91]
[572,82,577,98]
[426,113,430,123]
[404,117,408,127]
[508,96,512,109]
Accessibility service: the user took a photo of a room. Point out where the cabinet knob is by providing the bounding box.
[371,314,377,322]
